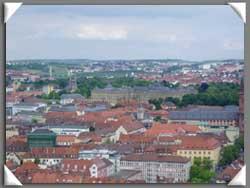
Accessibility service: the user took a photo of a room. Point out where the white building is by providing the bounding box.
[119,154,191,183]
[46,125,89,137]
[12,102,47,115]
[89,158,115,178]
[79,149,120,172]
[60,94,84,105]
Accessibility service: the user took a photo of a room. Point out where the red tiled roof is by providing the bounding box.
[30,147,79,158]
[6,160,17,171]
[91,157,113,169]
[15,162,39,175]
[31,171,59,183]
[119,134,156,144]
[78,132,102,143]
[145,123,200,136]
[61,159,92,174]
[81,177,126,184]
[45,111,82,123]
[121,153,190,163]
[147,110,168,116]
[56,135,76,143]
[218,167,240,182]
[177,135,221,150]
[158,136,177,142]
[120,122,145,132]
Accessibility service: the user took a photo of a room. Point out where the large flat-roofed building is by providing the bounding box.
[46,124,90,137]
[91,86,196,105]
[12,102,47,115]
[119,154,191,183]
[27,129,56,148]
[168,105,239,128]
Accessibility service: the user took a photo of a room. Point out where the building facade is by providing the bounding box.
[27,129,57,148]
[119,154,191,183]
[168,105,239,128]
[175,136,221,167]
[91,86,196,105]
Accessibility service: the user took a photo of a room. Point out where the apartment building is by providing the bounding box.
[119,154,191,183]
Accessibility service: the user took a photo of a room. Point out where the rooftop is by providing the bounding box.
[145,123,200,136]
[169,105,239,121]
[177,135,221,150]
[29,128,56,135]
[121,153,190,163]
[61,94,84,100]
[109,169,141,180]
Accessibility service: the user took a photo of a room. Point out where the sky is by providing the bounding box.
[6,5,244,61]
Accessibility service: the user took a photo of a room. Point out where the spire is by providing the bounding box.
[49,66,53,79]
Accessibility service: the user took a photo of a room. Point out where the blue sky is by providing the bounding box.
[7,5,244,61]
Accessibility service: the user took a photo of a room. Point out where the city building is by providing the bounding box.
[109,169,143,182]
[91,86,196,105]
[78,148,120,172]
[47,124,90,137]
[27,129,57,148]
[56,135,77,146]
[6,136,28,152]
[60,159,92,174]
[89,158,114,178]
[175,135,221,167]
[22,147,79,166]
[12,102,47,115]
[42,84,54,95]
[145,123,201,137]
[60,94,84,105]
[13,111,45,123]
[119,153,191,183]
[216,158,244,183]
[168,105,239,128]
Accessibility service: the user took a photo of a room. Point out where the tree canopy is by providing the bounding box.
[219,135,244,167]
[165,82,240,107]
[190,157,215,183]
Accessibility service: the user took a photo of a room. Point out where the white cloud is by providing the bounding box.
[73,24,128,40]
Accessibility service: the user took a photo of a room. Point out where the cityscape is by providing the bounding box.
[5,5,244,185]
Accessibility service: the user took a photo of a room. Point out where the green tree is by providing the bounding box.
[219,135,244,166]
[34,158,40,164]
[31,118,38,124]
[149,98,163,110]
[190,157,215,183]
[154,116,162,122]
[169,83,240,107]
[198,83,209,93]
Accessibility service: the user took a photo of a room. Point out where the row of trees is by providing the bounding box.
[160,82,239,108]
[76,77,107,98]
[76,77,157,98]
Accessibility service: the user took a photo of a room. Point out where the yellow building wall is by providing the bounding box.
[176,146,221,166]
